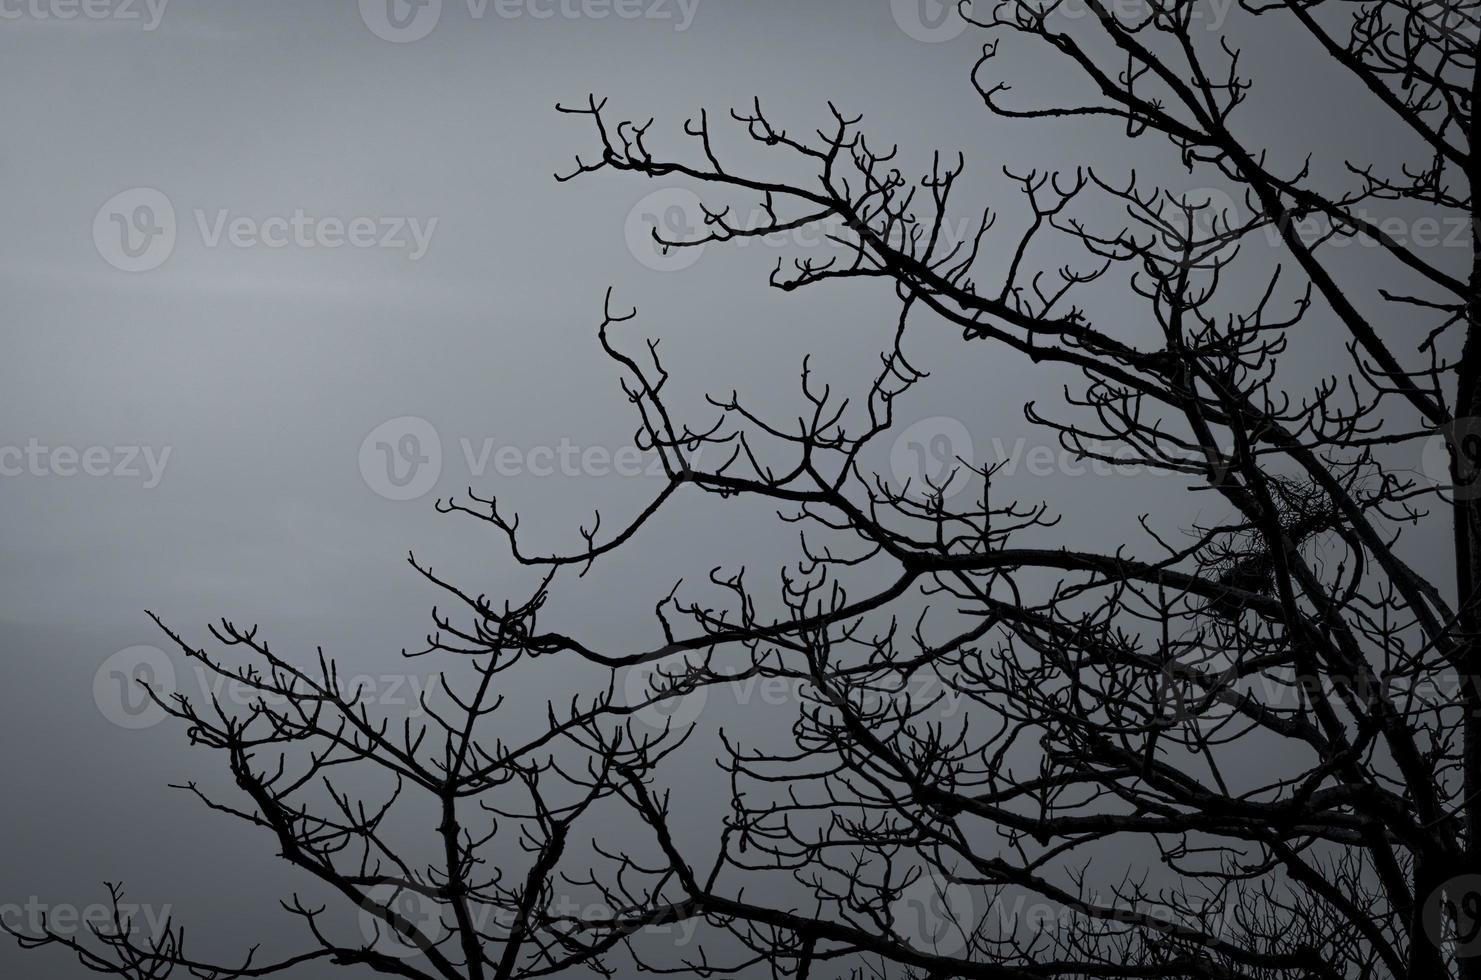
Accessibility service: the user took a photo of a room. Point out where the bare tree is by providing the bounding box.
[15,1,1481,978]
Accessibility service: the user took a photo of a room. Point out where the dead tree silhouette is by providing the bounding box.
[14,2,1481,978]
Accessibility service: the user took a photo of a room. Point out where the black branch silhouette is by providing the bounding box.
[16,1,1481,978]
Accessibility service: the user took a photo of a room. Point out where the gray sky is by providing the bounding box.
[0,2,1458,977]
